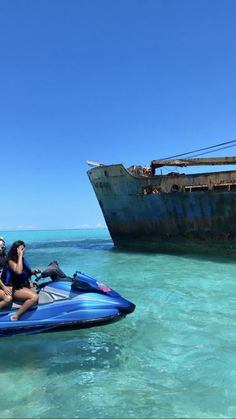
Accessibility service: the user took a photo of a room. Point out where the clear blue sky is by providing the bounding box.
[1,0,236,230]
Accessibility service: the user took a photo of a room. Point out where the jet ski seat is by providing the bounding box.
[0,291,55,311]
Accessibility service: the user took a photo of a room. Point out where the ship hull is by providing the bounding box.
[87,164,236,255]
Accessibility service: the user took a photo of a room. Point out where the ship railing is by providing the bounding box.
[142,181,236,195]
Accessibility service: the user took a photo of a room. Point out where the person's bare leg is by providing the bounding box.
[11,288,38,321]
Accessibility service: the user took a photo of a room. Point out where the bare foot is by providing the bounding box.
[10,315,19,321]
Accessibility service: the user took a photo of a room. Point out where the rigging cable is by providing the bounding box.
[178,143,236,159]
[160,139,236,161]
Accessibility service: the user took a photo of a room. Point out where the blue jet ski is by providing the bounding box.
[0,262,135,337]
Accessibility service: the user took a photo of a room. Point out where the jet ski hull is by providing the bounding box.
[0,310,124,337]
[0,273,135,337]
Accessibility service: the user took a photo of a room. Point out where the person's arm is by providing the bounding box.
[31,268,41,276]
[0,278,12,295]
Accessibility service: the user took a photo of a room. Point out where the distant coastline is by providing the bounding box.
[0,226,107,233]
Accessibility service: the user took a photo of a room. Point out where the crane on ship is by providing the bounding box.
[151,139,236,171]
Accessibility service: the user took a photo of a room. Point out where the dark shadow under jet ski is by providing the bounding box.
[0,262,135,337]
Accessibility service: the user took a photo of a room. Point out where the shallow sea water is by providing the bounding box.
[1,228,236,418]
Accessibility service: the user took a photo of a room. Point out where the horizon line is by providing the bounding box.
[0,226,108,233]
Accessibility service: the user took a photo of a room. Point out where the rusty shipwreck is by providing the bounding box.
[87,156,236,255]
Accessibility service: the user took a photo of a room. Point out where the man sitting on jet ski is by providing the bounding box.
[0,237,13,310]
[6,240,41,321]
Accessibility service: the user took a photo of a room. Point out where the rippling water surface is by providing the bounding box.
[1,228,236,418]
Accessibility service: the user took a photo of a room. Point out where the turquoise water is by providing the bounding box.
[1,228,236,418]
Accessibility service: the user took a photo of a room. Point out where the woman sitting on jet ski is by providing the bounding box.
[7,240,41,321]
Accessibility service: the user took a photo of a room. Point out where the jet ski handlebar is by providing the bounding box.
[33,261,67,283]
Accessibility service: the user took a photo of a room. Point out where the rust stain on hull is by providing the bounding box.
[87,163,236,255]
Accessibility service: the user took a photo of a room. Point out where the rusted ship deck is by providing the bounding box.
[87,157,236,255]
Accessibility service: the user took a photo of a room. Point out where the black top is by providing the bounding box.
[8,259,32,290]
[0,255,6,269]
[0,255,7,281]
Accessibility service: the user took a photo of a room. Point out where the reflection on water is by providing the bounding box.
[0,331,123,374]
[0,327,130,419]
